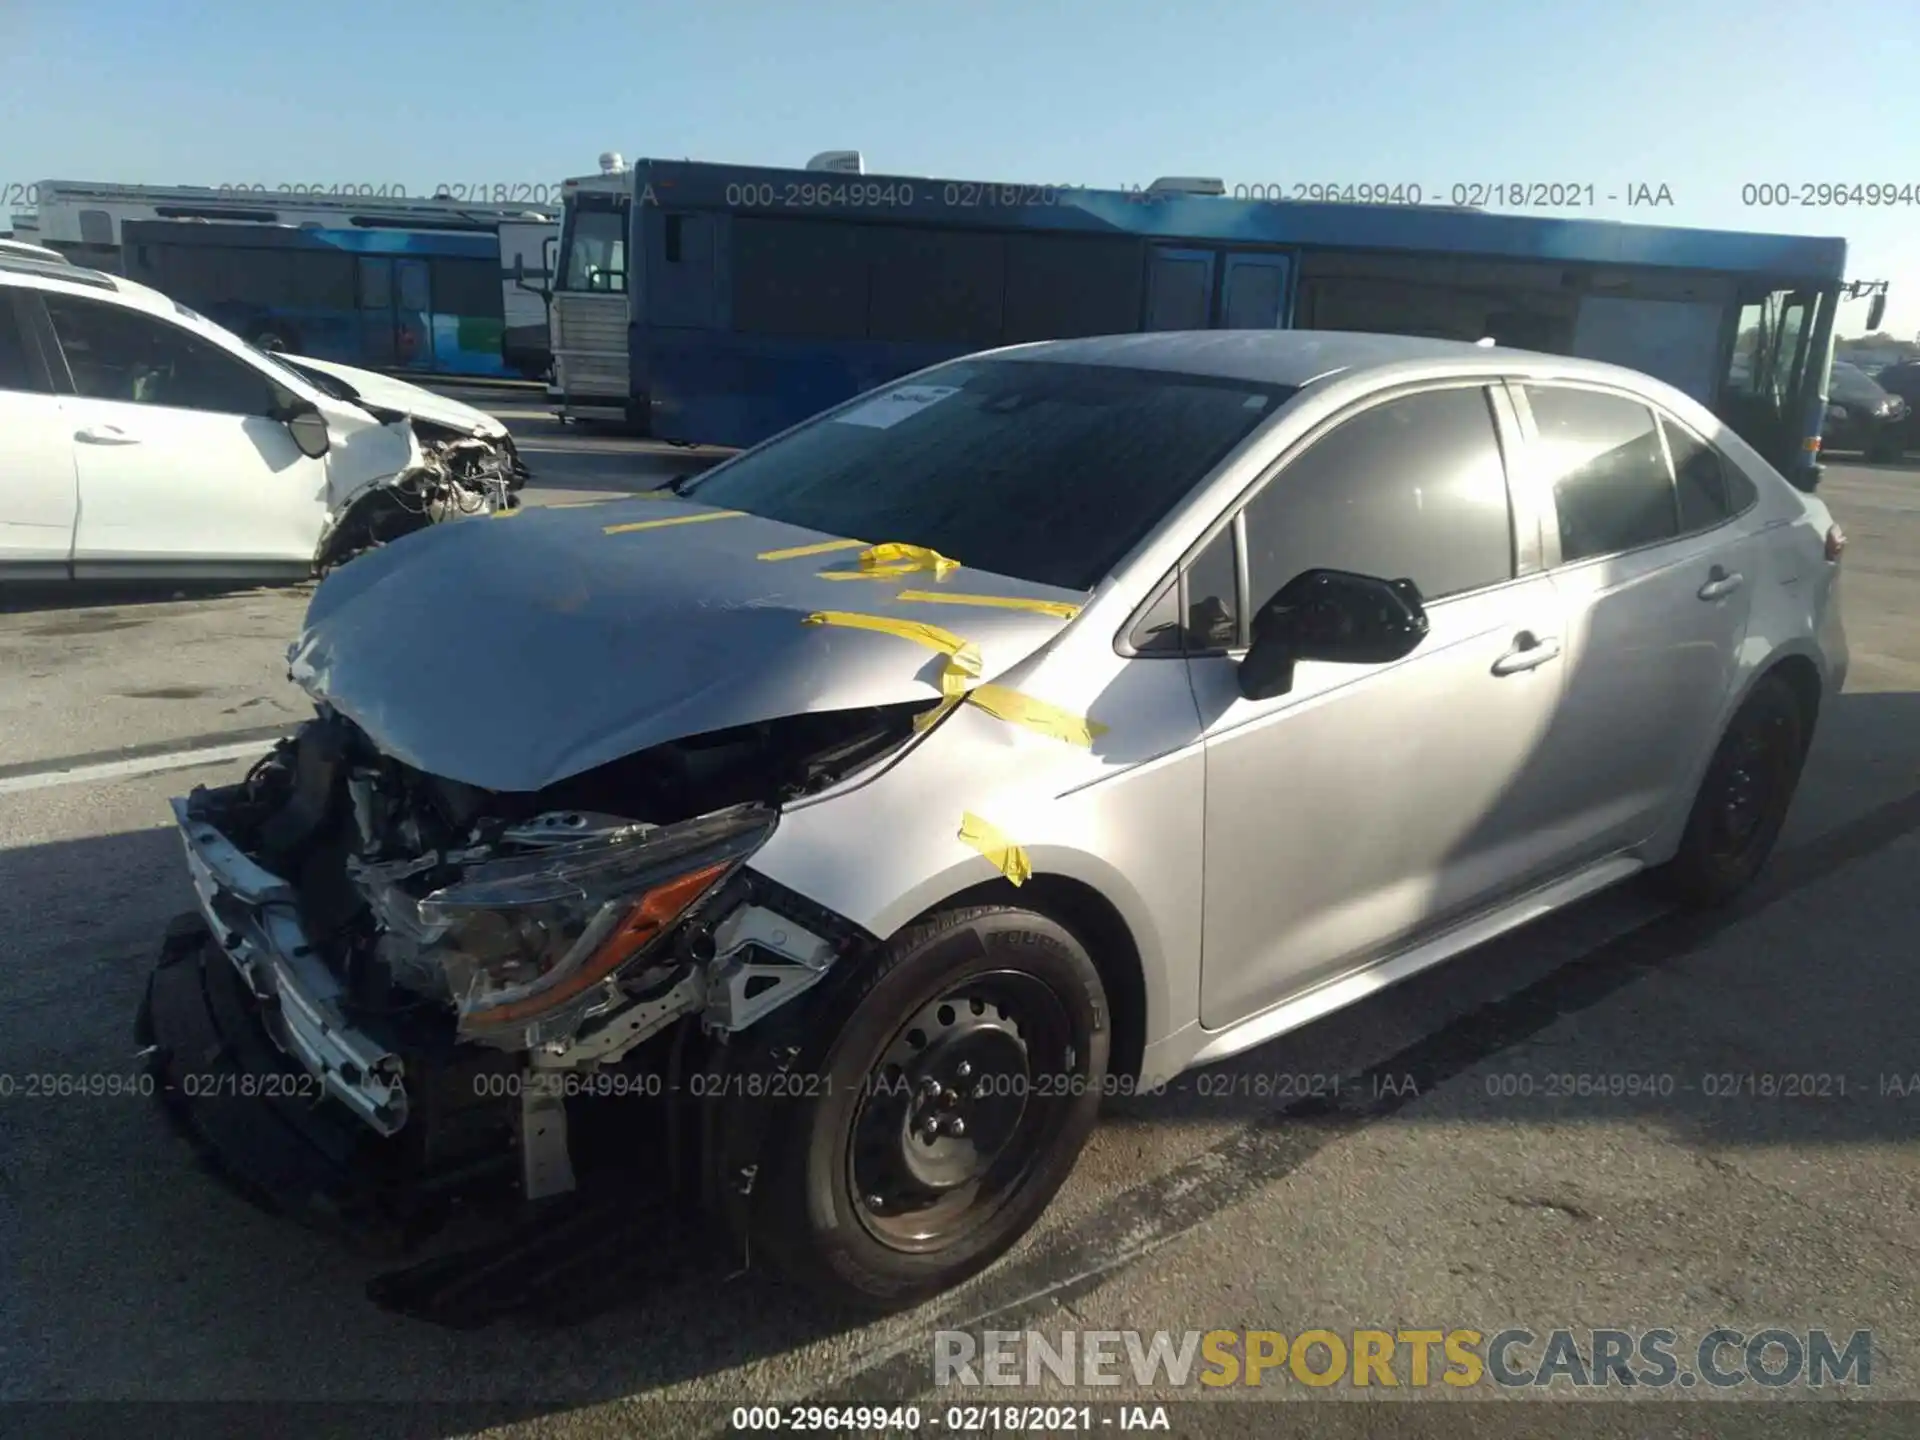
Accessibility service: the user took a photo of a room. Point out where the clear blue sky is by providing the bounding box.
[5,0,1917,337]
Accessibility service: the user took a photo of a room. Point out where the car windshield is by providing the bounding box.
[684,359,1293,590]
[278,357,359,402]
[1829,363,1885,402]
[169,297,316,392]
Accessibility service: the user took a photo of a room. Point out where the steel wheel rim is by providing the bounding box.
[847,969,1078,1253]
[1707,711,1792,864]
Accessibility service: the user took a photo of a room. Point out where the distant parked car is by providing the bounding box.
[1868,361,1920,451]
[1823,361,1908,461]
[0,254,530,582]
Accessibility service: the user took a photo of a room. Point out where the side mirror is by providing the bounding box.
[1237,569,1430,702]
[1865,293,1886,332]
[285,402,332,459]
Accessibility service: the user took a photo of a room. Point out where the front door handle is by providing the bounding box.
[1698,566,1744,601]
[75,425,140,446]
[1492,631,1562,676]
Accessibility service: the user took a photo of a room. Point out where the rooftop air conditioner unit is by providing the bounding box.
[807,151,865,174]
[1147,176,1226,196]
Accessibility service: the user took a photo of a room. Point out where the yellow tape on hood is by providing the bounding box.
[895,589,1081,620]
[603,510,745,535]
[959,812,1032,886]
[802,611,982,698]
[964,683,1109,748]
[758,538,868,562]
[818,541,962,581]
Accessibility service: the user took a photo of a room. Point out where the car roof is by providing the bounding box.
[986,328,1654,390]
[0,255,179,314]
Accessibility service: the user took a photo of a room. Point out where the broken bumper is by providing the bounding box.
[168,795,408,1134]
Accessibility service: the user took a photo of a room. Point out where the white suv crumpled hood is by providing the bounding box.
[285,355,509,438]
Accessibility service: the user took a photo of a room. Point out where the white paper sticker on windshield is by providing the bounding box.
[833,384,961,430]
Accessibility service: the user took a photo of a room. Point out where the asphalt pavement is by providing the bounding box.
[1,399,1916,1438]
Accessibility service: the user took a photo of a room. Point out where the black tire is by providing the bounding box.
[1865,435,1901,463]
[712,906,1109,1310]
[1651,674,1807,908]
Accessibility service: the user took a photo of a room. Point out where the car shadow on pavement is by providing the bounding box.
[0,579,312,617]
[1,691,1916,1424]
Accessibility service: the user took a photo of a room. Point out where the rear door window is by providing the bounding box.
[1524,386,1676,563]
[1662,416,1746,533]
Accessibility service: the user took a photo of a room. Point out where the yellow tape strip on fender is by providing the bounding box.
[818,541,961,582]
[959,812,1032,886]
[894,589,1082,620]
[964,683,1109,748]
[603,510,745,535]
[758,538,868,562]
[802,611,983,697]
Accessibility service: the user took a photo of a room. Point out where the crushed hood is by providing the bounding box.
[285,355,509,438]
[288,498,1088,793]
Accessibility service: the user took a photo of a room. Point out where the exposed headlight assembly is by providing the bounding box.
[362,803,773,1048]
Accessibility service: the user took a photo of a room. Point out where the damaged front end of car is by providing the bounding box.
[314,418,532,574]
[138,701,918,1247]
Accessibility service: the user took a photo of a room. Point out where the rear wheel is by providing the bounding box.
[712,906,1109,1310]
[1651,674,1807,907]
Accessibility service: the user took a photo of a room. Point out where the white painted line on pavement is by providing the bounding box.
[0,740,262,795]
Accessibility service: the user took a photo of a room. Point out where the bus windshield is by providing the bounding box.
[559,203,627,293]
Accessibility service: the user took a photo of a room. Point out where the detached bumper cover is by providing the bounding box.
[169,795,407,1134]
[138,913,416,1240]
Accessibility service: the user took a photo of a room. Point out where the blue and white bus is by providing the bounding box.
[608,159,1865,487]
[122,219,524,378]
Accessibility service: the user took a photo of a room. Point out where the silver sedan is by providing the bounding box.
[142,331,1847,1310]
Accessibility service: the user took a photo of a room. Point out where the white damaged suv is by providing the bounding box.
[0,252,528,582]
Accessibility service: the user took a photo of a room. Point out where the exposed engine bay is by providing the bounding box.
[316,417,531,572]
[143,701,922,1241]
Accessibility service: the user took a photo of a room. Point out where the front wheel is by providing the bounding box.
[716,906,1110,1310]
[1650,674,1807,907]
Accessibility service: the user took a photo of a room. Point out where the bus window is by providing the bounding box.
[866,227,1004,345]
[1002,234,1144,341]
[560,204,627,293]
[732,217,865,339]
[430,257,505,320]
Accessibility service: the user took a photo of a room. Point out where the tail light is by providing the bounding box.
[1825,525,1847,563]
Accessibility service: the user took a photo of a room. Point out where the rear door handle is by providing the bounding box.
[1698,566,1744,601]
[1492,631,1561,676]
[75,425,140,446]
